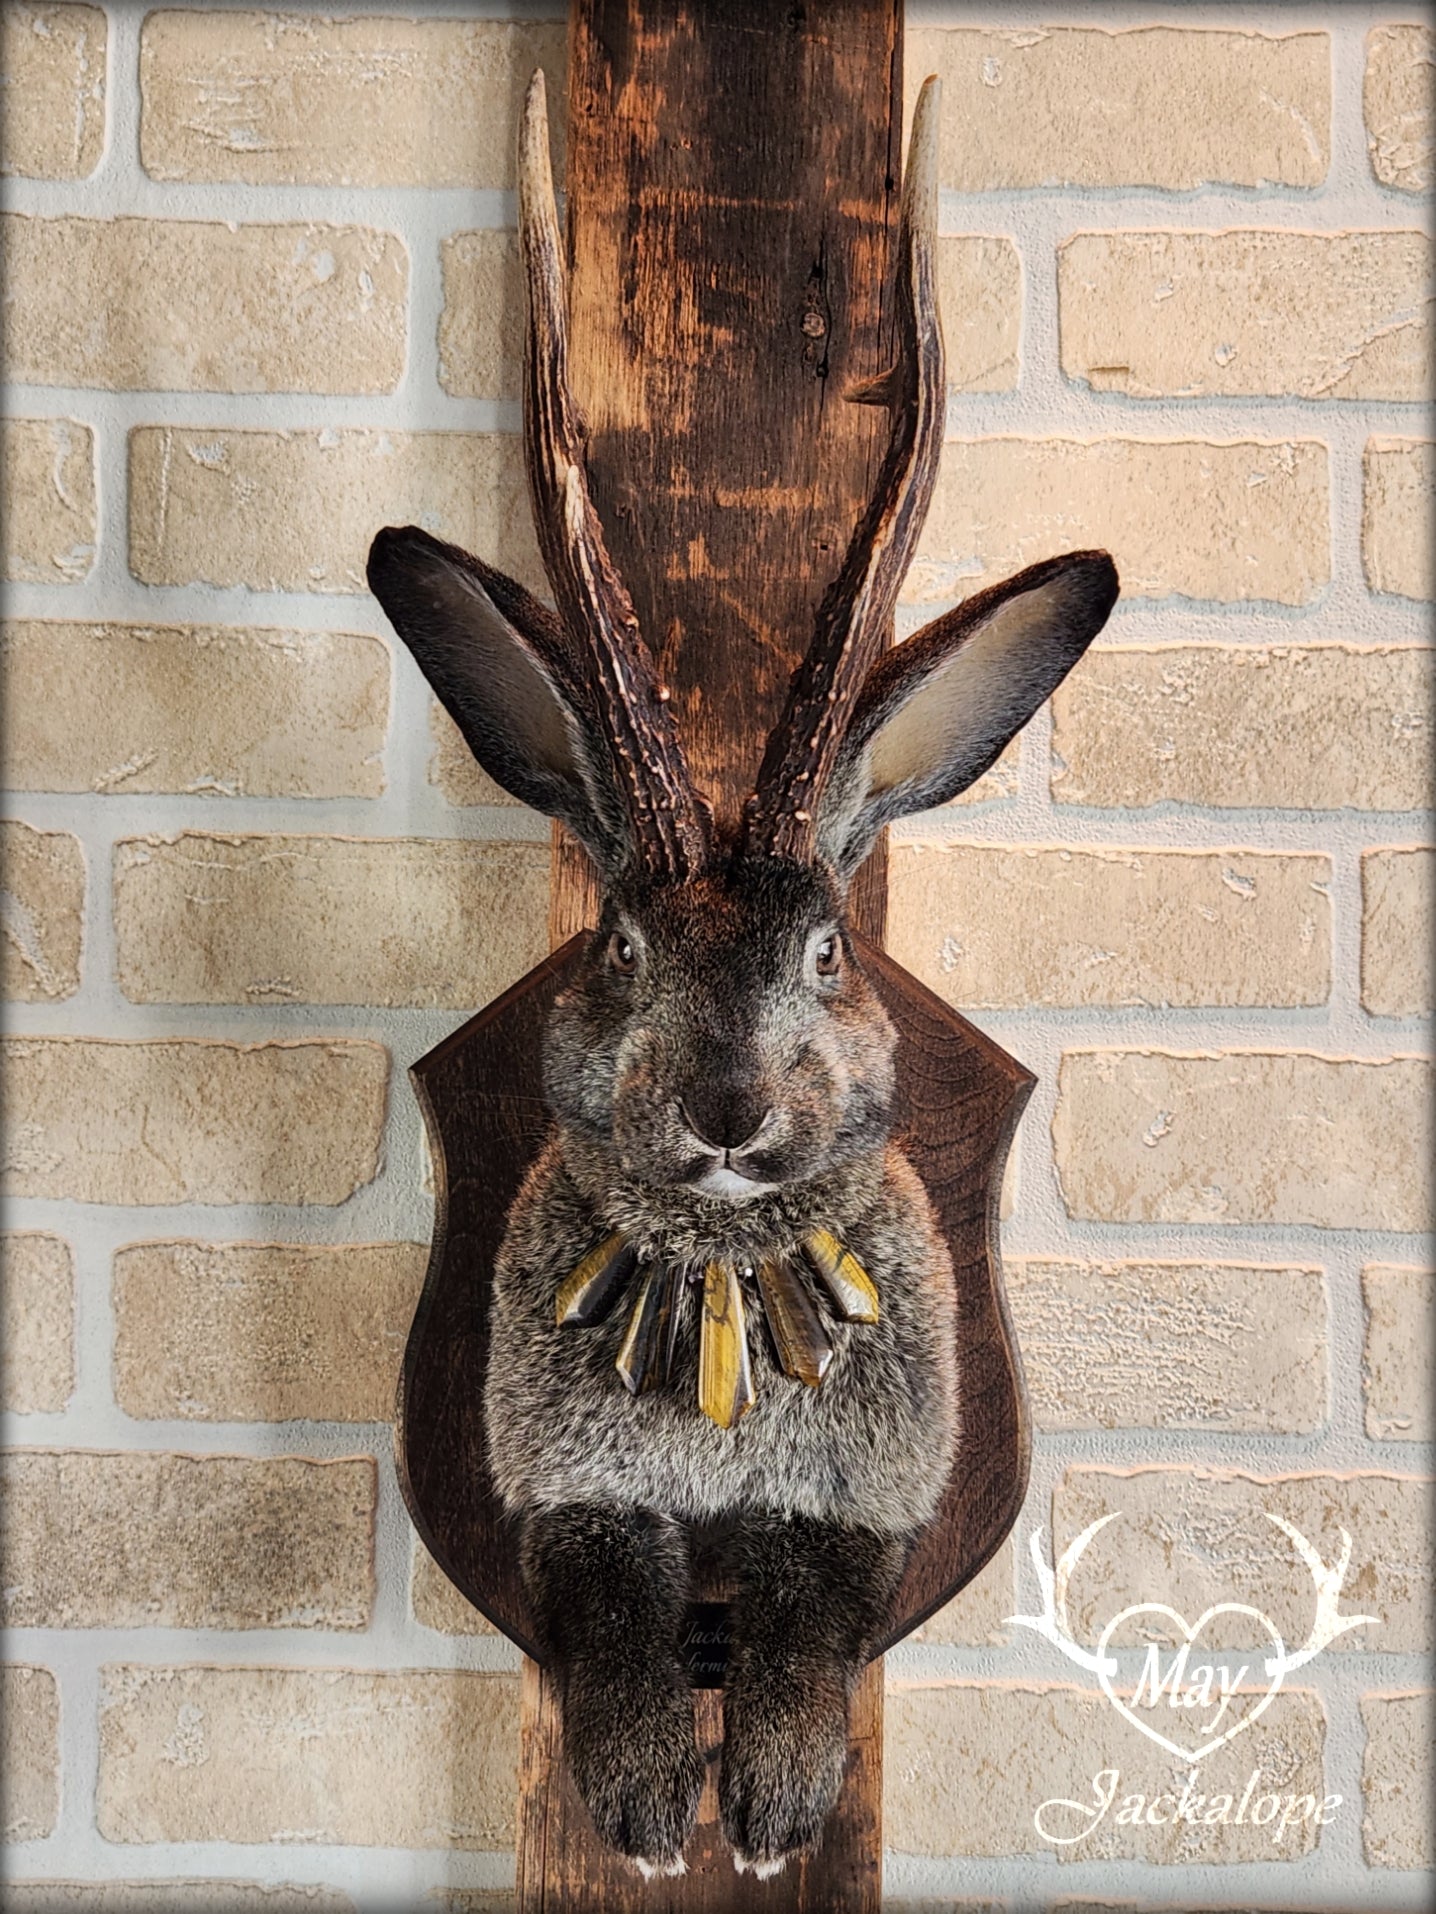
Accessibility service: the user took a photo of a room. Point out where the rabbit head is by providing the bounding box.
[368,73,1118,1208]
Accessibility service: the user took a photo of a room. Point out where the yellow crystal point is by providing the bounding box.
[803,1229,880,1323]
[699,1262,755,1429]
[554,1231,637,1326]
[756,1257,833,1387]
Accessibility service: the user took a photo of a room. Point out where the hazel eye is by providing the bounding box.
[607,931,638,977]
[814,933,842,978]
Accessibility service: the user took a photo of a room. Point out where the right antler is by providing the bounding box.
[520,70,712,884]
[741,76,946,866]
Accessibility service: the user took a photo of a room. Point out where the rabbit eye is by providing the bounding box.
[607,932,638,976]
[814,933,842,978]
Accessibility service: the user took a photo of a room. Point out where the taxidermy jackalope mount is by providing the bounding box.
[369,71,1117,1879]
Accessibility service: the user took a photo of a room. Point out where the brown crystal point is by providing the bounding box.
[803,1228,880,1323]
[757,1257,833,1387]
[615,1264,671,1395]
[699,1262,755,1429]
[659,1264,687,1384]
[554,1231,638,1327]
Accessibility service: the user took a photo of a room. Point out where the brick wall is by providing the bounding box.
[1,4,1430,1909]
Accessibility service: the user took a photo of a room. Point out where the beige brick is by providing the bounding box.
[1,1450,374,1629]
[3,215,406,396]
[1058,229,1432,402]
[882,1903,1002,1914]
[430,701,523,808]
[911,440,1328,608]
[888,844,1329,1010]
[1364,1265,1435,1443]
[906,26,1329,191]
[1048,1906,1357,1914]
[1053,1049,1433,1232]
[1051,643,1432,813]
[114,832,550,1009]
[439,231,523,401]
[1,820,84,1001]
[98,1665,519,1847]
[1,619,390,800]
[0,5,106,181]
[5,1888,355,1914]
[885,1680,1326,1861]
[1363,438,1434,599]
[1053,1466,1429,1654]
[935,237,1022,394]
[1363,847,1434,1016]
[412,1541,498,1637]
[2,1036,386,1206]
[1,1665,59,1841]
[911,1538,1014,1646]
[113,1240,424,1424]
[1008,1259,1327,1434]
[1,419,95,584]
[140,12,565,188]
[129,427,541,596]
[0,1233,73,1415]
[1362,1690,1434,1868]
[1365,25,1434,192]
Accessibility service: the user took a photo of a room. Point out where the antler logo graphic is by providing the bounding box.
[1009,1514,1380,1764]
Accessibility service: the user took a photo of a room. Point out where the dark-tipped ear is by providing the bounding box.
[817,550,1119,878]
[367,525,627,870]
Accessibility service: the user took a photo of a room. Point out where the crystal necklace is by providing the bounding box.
[554,1229,880,1428]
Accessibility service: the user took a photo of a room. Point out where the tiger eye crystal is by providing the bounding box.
[554,1231,638,1327]
[803,1229,880,1323]
[757,1256,833,1387]
[615,1263,678,1395]
[699,1262,755,1428]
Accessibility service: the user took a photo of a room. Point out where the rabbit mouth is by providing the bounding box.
[689,1161,778,1202]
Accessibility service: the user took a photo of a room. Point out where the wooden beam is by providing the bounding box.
[550,0,902,943]
[530,2,900,1904]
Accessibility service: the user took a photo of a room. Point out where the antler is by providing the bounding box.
[1261,1515,1381,1677]
[741,75,946,864]
[1007,1520,1121,1678]
[520,70,711,882]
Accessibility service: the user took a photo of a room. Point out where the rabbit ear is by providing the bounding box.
[817,551,1119,879]
[368,524,629,871]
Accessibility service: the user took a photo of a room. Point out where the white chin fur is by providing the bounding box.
[632,1854,687,1880]
[693,1165,776,1202]
[733,1851,788,1879]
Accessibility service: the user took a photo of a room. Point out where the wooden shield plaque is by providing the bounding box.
[397,928,1032,1675]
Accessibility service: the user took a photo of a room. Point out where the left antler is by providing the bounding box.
[1008,1520,1121,1678]
[741,75,945,863]
[520,70,712,883]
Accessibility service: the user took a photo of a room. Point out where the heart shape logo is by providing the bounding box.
[1096,1601,1288,1764]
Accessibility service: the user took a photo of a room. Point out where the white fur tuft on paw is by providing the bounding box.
[632,1853,688,1880]
[732,1851,788,1879]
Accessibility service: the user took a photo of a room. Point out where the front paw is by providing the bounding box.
[564,1673,704,1870]
[720,1668,848,1870]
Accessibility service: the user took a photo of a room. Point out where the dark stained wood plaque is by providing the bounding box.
[398,930,1031,1661]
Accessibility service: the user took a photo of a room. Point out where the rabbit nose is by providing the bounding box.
[680,1093,772,1155]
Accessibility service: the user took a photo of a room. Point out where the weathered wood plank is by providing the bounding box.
[525,4,900,1904]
